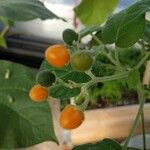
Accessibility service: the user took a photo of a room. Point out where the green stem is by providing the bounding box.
[77,86,90,112]
[91,34,124,72]
[90,33,102,45]
[141,110,146,150]
[56,78,75,88]
[85,70,95,79]
[0,25,9,37]
[86,71,129,87]
[123,85,145,150]
[57,71,130,89]
[135,52,150,69]
[75,42,80,51]
[115,49,125,71]
[81,71,129,88]
[141,40,146,51]
[106,52,116,65]
[105,52,123,71]
[92,45,105,57]
[58,52,149,89]
[77,97,90,112]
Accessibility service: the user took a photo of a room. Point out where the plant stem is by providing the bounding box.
[106,52,124,72]
[141,40,146,51]
[85,70,95,79]
[115,48,125,71]
[106,52,116,64]
[59,52,149,89]
[91,34,125,72]
[0,25,9,37]
[56,71,130,89]
[86,71,129,87]
[92,45,105,57]
[90,33,102,45]
[58,53,149,89]
[135,52,150,69]
[74,41,80,51]
[141,110,146,150]
[123,85,145,150]
[77,86,90,112]
[78,98,90,112]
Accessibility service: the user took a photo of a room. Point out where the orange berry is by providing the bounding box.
[29,84,48,102]
[59,105,84,130]
[45,44,70,67]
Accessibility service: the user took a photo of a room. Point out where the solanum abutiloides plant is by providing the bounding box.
[29,0,150,149]
[0,0,150,149]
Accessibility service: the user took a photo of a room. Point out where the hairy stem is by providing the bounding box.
[85,70,96,79]
[123,85,145,150]
[141,110,146,150]
[91,33,102,45]
[77,86,90,112]
[135,52,150,69]
[86,71,129,87]
[114,48,125,71]
[106,52,125,71]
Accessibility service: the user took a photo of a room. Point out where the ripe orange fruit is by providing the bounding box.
[45,44,70,67]
[29,84,48,102]
[59,105,84,130]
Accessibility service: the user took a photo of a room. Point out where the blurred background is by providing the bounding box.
[0,0,136,69]
[12,0,136,41]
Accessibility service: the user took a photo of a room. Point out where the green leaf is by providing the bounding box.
[91,61,116,77]
[49,84,81,100]
[0,36,7,48]
[40,61,91,83]
[73,139,122,150]
[74,0,118,26]
[101,1,150,47]
[142,22,150,44]
[0,0,63,22]
[126,69,140,90]
[0,60,57,148]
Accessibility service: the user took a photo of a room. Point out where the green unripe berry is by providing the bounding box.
[36,70,56,87]
[63,29,79,46]
[71,51,93,72]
